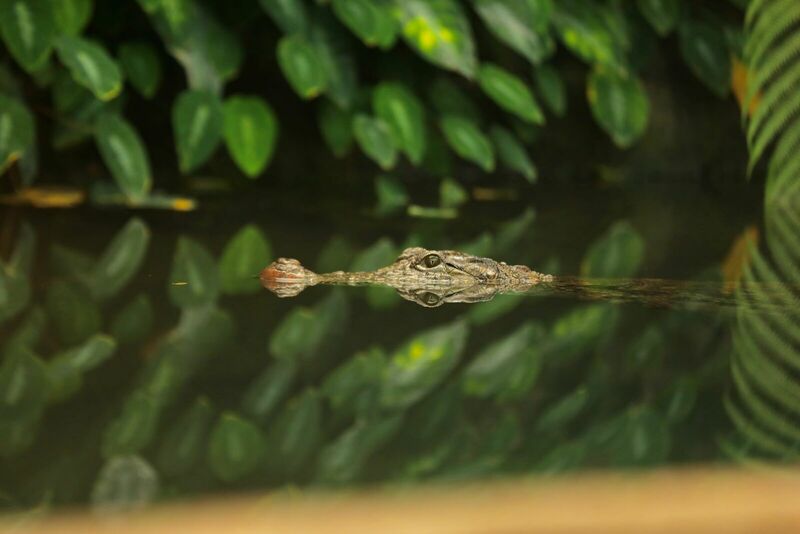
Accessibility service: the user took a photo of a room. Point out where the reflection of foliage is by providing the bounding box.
[0,210,733,510]
[0,0,743,200]
[726,0,800,459]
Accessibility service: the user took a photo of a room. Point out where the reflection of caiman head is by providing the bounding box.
[260,247,552,307]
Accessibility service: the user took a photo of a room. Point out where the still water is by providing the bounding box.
[1,180,794,513]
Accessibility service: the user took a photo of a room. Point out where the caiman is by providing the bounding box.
[260,247,791,310]
[260,247,554,307]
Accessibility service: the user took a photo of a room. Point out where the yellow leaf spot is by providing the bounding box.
[731,57,760,117]
[409,342,425,361]
[404,17,424,37]
[721,225,758,294]
[419,29,437,51]
[171,197,197,211]
[564,29,579,47]
[439,28,455,43]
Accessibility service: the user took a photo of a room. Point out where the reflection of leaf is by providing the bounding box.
[265,389,323,477]
[0,348,50,423]
[381,321,469,409]
[157,397,214,477]
[322,347,386,419]
[91,455,159,514]
[270,289,349,361]
[169,237,220,308]
[46,280,101,346]
[48,334,116,402]
[90,217,151,300]
[102,390,160,458]
[374,174,409,215]
[208,412,266,482]
[462,322,544,401]
[241,359,297,422]
[110,294,153,346]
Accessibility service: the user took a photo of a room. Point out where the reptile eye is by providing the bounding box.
[418,292,441,306]
[420,254,442,269]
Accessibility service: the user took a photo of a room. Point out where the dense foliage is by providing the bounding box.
[0,0,746,204]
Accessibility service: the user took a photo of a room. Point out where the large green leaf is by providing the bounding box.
[380,320,469,409]
[428,77,481,123]
[332,0,397,48]
[473,0,554,64]
[118,41,162,99]
[54,35,122,101]
[587,67,649,148]
[462,322,544,401]
[0,0,55,72]
[259,0,307,34]
[218,224,271,295]
[534,63,567,117]
[394,0,477,78]
[307,10,358,109]
[50,0,93,36]
[637,0,680,37]
[94,113,152,199]
[439,114,494,171]
[90,217,150,300]
[172,89,223,173]
[223,95,279,178]
[353,114,397,170]
[489,125,537,182]
[551,0,626,70]
[277,34,328,99]
[372,82,426,165]
[101,390,160,457]
[318,100,353,157]
[678,18,731,98]
[208,412,266,482]
[580,220,645,278]
[0,94,35,174]
[168,237,219,308]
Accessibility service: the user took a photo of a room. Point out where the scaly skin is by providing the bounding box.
[260,247,553,307]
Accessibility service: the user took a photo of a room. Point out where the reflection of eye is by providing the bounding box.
[420,254,442,269]
[418,292,441,306]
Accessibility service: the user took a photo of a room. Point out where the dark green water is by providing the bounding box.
[2,179,794,514]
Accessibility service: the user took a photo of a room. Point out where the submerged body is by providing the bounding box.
[260,247,553,307]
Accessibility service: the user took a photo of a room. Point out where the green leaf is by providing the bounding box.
[277,34,328,100]
[678,18,731,98]
[372,82,426,164]
[157,396,214,477]
[50,0,93,35]
[241,359,297,422]
[110,294,154,346]
[536,387,589,432]
[374,174,409,215]
[218,224,271,295]
[259,0,307,34]
[637,0,680,37]
[547,303,619,363]
[0,94,35,174]
[102,390,160,457]
[316,415,403,484]
[428,77,481,123]
[489,125,537,182]
[473,0,554,64]
[478,63,544,125]
[394,0,477,78]
[467,293,524,325]
[90,217,150,300]
[625,326,664,371]
[353,114,397,170]
[380,321,469,409]
[208,412,266,482]
[169,237,219,308]
[462,322,544,401]
[48,334,116,402]
[45,280,101,346]
[551,0,626,70]
[0,0,55,72]
[318,100,353,157]
[307,11,358,109]
[0,348,49,423]
[332,0,386,47]
[439,114,494,171]
[493,207,536,255]
[172,89,224,173]
[269,289,349,361]
[94,113,152,200]
[587,67,649,148]
[534,63,567,117]
[439,177,468,208]
[265,389,323,477]
[54,35,122,101]
[223,95,278,178]
[118,41,162,99]
[581,220,645,278]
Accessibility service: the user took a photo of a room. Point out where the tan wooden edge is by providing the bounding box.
[3,465,800,534]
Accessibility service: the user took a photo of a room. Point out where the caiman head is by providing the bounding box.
[260,247,551,307]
